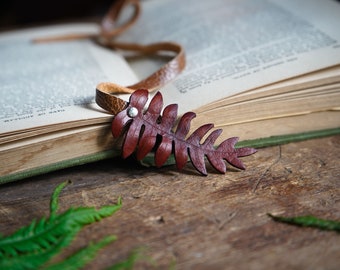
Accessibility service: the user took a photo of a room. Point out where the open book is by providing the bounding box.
[1,0,340,183]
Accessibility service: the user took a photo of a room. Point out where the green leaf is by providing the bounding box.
[50,180,71,219]
[0,199,121,258]
[0,233,74,270]
[45,235,117,270]
[0,181,122,270]
[268,213,340,232]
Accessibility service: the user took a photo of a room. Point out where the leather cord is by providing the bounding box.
[96,41,185,114]
[101,0,141,38]
[34,0,186,115]
[33,0,140,42]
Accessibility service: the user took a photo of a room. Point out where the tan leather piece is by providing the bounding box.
[33,0,186,115]
[95,41,185,114]
[96,84,128,115]
[114,42,186,91]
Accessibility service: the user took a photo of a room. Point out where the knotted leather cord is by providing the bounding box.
[34,0,186,115]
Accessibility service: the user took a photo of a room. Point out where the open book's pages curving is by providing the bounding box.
[1,0,339,183]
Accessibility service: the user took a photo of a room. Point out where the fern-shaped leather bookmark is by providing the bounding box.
[113,89,256,175]
[96,83,256,175]
[92,9,255,174]
[33,0,256,174]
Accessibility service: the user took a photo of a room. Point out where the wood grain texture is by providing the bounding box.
[0,136,339,270]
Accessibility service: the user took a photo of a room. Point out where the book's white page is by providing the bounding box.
[0,24,137,134]
[119,0,340,114]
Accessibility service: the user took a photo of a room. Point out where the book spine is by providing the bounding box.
[1,127,339,185]
[0,150,120,185]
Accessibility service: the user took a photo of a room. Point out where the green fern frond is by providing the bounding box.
[0,181,122,270]
[268,214,340,232]
[50,180,71,219]
[0,233,74,270]
[45,235,117,270]
[0,202,121,258]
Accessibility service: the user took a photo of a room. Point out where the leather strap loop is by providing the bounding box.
[100,0,141,38]
[95,41,185,114]
[33,0,140,43]
[112,42,186,91]
[33,0,186,115]
[96,83,129,115]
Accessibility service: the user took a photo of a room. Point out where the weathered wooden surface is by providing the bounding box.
[1,136,339,269]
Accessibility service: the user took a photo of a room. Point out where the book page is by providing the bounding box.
[0,24,138,135]
[119,0,340,114]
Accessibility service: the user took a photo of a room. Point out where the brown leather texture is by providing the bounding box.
[96,41,185,114]
[100,0,141,38]
[96,85,128,115]
[34,0,186,115]
[95,0,186,115]
[33,0,140,42]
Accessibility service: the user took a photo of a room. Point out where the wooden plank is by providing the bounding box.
[0,136,339,269]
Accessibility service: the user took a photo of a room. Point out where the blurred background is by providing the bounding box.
[1,0,340,31]
[0,0,114,30]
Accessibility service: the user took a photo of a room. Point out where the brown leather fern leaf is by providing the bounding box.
[112,89,256,175]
